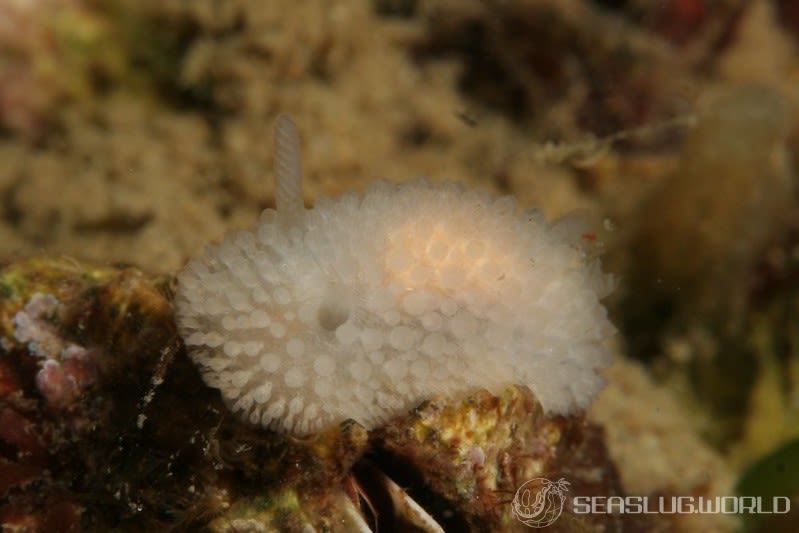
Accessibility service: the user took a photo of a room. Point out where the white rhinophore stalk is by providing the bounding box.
[274,114,304,217]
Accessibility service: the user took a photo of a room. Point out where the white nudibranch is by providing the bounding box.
[175,114,616,435]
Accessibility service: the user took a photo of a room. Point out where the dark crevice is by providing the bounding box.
[355,448,471,532]
[1,181,23,227]
[72,212,154,235]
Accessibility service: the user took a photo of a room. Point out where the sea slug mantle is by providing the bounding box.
[175,114,616,435]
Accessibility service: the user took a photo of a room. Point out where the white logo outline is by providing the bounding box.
[512,477,570,528]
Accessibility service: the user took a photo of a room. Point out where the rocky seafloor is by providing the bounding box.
[1,1,798,531]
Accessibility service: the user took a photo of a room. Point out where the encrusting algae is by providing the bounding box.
[0,257,645,532]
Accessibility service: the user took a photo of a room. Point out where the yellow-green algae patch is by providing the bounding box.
[372,386,623,531]
[0,256,174,350]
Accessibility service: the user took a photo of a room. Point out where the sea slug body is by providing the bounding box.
[175,115,616,435]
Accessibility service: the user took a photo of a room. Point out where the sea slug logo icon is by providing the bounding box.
[512,477,570,528]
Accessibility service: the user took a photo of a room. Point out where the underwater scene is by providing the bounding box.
[0,1,797,531]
